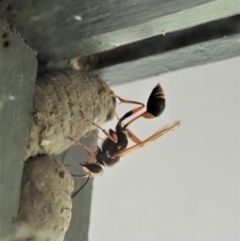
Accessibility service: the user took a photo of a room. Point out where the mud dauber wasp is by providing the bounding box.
[69,84,180,198]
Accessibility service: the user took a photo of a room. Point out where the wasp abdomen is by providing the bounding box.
[146,83,165,118]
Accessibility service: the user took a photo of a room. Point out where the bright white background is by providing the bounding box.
[89,57,239,241]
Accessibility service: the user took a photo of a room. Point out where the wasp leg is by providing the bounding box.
[68,136,95,159]
[114,109,121,120]
[122,111,148,128]
[113,121,181,159]
[80,104,144,142]
[112,93,144,107]
[116,101,147,132]
[115,110,141,144]
[119,105,145,123]
[71,173,89,178]
[97,78,145,107]
[79,111,118,143]
[85,131,105,142]
[125,128,141,144]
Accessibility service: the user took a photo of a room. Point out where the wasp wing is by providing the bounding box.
[113,120,181,158]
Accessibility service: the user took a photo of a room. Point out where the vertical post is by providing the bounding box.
[0,20,37,237]
[56,133,97,241]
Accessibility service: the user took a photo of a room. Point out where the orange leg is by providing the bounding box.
[68,136,95,159]
[112,121,181,159]
[115,110,142,145]
[97,78,145,107]
[79,111,118,143]
[79,88,145,143]
[71,173,89,178]
[125,128,141,145]
[87,131,105,141]
[122,111,156,128]
[121,84,166,128]
[110,92,144,107]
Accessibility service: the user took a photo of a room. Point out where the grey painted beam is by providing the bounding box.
[39,0,240,60]
[98,33,240,86]
[4,0,239,61]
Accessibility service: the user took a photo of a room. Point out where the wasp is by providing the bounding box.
[69,84,180,197]
[70,120,180,197]
[78,82,166,143]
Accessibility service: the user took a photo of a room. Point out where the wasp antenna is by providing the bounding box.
[71,174,91,198]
